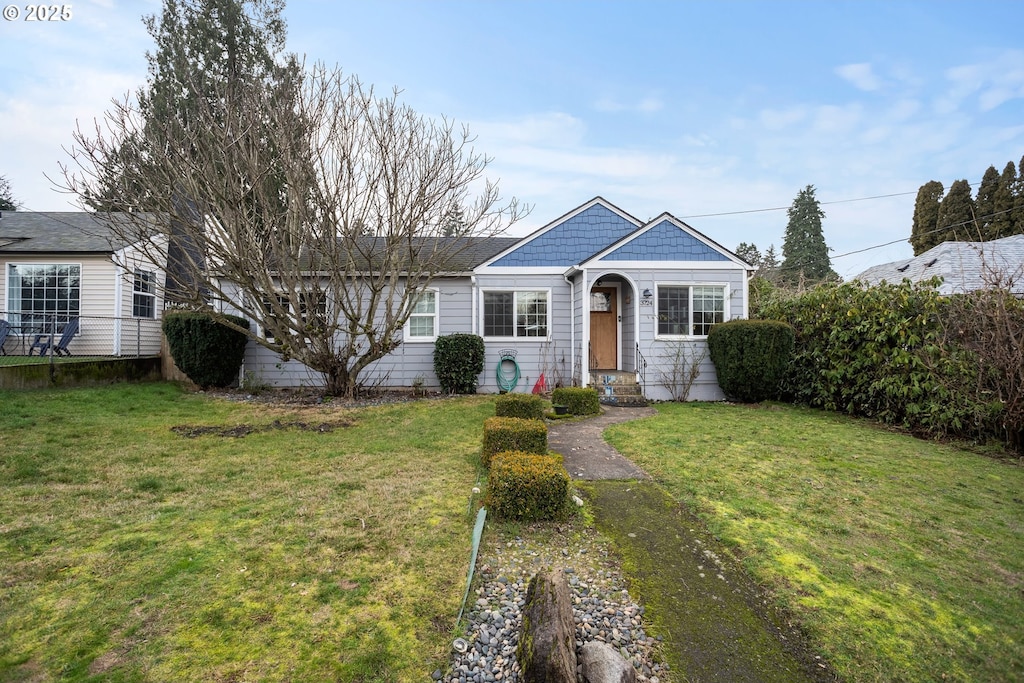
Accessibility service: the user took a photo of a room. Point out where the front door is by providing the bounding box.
[589,287,617,369]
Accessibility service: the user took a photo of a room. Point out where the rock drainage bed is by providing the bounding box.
[440,527,670,683]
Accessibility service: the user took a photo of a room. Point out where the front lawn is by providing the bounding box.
[607,402,1024,683]
[0,384,492,682]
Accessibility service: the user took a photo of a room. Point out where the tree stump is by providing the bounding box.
[517,568,577,683]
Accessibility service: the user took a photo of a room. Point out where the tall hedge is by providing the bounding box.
[707,319,794,402]
[433,333,485,394]
[163,312,250,389]
[757,279,1005,443]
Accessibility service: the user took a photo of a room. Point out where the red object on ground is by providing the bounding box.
[532,373,547,394]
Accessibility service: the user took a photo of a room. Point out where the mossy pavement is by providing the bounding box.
[550,407,838,683]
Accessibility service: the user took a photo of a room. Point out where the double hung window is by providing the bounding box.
[656,285,724,337]
[133,269,157,319]
[405,290,438,340]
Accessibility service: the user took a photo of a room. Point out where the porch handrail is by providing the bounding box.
[635,343,647,395]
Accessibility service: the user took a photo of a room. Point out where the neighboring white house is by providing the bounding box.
[0,211,166,357]
[242,197,753,401]
[856,234,1024,296]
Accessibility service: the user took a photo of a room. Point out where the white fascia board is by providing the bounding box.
[474,266,569,276]
[585,260,748,271]
[476,196,642,269]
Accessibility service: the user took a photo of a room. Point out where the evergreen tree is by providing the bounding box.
[910,180,944,254]
[974,165,1000,240]
[990,161,1017,240]
[759,244,781,284]
[781,185,834,284]
[734,242,761,267]
[1016,154,1024,235]
[0,175,16,211]
[935,179,975,243]
[83,0,297,212]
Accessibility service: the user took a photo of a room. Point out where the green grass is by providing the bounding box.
[606,402,1024,683]
[0,384,492,682]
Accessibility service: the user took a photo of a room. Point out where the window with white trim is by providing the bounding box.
[133,269,156,319]
[483,290,549,338]
[262,292,326,342]
[656,285,725,337]
[405,290,438,340]
[6,263,80,333]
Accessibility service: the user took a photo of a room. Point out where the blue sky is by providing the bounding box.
[2,1,1023,278]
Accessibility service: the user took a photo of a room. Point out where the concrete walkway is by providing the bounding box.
[547,405,656,480]
[549,406,837,683]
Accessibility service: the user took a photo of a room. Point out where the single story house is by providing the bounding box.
[243,197,752,401]
[0,211,166,357]
[855,234,1024,296]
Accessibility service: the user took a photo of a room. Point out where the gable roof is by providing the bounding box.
[588,212,744,266]
[855,234,1024,295]
[0,212,161,254]
[481,197,642,268]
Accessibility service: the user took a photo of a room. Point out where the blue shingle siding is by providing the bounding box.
[490,203,638,267]
[601,220,730,262]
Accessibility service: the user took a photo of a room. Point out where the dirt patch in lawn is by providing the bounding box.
[170,417,353,438]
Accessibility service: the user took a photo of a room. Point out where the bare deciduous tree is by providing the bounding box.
[58,65,525,397]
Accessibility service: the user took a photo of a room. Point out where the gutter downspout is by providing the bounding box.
[562,267,578,387]
[581,267,588,388]
[113,260,124,356]
[471,275,477,336]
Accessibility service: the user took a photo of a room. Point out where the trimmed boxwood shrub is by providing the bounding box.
[486,451,570,521]
[551,387,600,416]
[482,416,547,468]
[707,319,794,403]
[495,393,546,420]
[163,312,250,389]
[433,333,485,394]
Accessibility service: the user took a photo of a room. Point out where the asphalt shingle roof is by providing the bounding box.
[855,234,1024,295]
[0,212,161,253]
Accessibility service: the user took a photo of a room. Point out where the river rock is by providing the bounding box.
[579,641,637,683]
[517,569,576,683]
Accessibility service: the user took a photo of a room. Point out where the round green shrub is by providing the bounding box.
[163,311,250,389]
[433,333,485,394]
[707,319,794,403]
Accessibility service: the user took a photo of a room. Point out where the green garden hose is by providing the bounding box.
[496,352,520,392]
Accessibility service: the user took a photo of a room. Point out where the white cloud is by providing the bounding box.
[593,95,664,114]
[759,106,807,130]
[836,62,881,91]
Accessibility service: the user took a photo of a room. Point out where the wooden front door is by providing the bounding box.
[589,287,617,369]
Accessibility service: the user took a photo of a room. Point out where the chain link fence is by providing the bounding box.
[0,312,162,366]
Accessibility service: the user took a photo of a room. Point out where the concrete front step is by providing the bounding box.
[590,371,648,407]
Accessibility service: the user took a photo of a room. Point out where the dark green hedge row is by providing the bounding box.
[486,451,570,521]
[707,319,794,403]
[433,333,485,394]
[551,387,600,415]
[760,279,1024,449]
[163,312,250,389]
[495,393,547,420]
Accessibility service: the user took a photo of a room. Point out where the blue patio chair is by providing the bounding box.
[0,320,10,355]
[29,318,79,357]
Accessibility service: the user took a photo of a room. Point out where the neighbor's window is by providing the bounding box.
[405,290,438,340]
[483,290,549,338]
[261,294,290,342]
[133,269,156,319]
[656,285,724,337]
[6,263,81,333]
